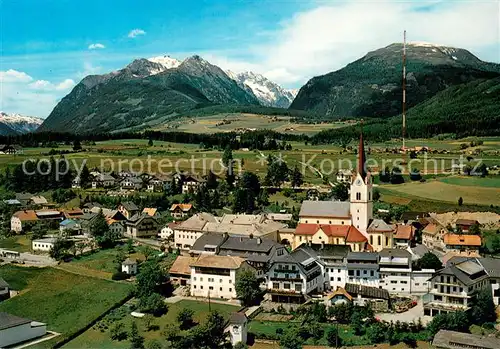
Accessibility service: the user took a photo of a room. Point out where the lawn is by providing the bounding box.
[64,300,240,349]
[439,176,500,188]
[0,265,133,347]
[0,234,32,252]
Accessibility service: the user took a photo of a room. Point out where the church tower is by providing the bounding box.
[350,129,373,235]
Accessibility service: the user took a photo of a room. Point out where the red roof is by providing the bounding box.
[395,224,415,240]
[346,226,367,243]
[295,223,320,235]
[321,224,351,237]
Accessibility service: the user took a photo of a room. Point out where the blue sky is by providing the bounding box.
[1,0,499,117]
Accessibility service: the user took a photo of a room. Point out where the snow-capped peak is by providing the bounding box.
[0,111,43,133]
[225,70,296,108]
[147,55,181,70]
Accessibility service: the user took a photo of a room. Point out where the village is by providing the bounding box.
[0,134,499,349]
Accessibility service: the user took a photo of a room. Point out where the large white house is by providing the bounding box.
[32,238,57,252]
[190,254,253,299]
[0,312,47,348]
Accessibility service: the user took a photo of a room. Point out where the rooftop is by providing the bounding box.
[170,203,192,212]
[444,234,481,247]
[432,329,500,349]
[367,219,394,232]
[345,283,389,300]
[0,277,9,288]
[394,224,415,240]
[0,312,33,330]
[120,201,139,212]
[299,200,351,219]
[122,258,137,265]
[170,256,197,276]
[229,312,247,325]
[190,255,246,269]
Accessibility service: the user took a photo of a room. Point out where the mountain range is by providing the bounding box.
[38,42,500,137]
[0,112,43,135]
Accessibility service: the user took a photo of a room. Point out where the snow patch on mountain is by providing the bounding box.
[0,112,43,133]
[226,71,296,108]
[147,55,181,72]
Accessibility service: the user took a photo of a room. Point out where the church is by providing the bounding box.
[284,131,394,252]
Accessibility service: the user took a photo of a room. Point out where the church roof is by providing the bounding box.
[299,201,351,218]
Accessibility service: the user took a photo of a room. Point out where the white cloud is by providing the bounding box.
[211,1,500,87]
[0,69,33,83]
[88,43,105,50]
[128,29,146,38]
[1,70,76,117]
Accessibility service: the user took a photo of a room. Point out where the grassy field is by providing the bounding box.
[64,300,240,349]
[153,113,347,136]
[378,179,500,206]
[439,176,500,188]
[0,234,32,252]
[0,265,133,347]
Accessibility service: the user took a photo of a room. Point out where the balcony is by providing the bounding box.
[270,277,302,282]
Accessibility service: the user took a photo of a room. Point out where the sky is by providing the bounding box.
[1,0,499,118]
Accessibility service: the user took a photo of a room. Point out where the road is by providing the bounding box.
[376,298,432,325]
[0,249,57,267]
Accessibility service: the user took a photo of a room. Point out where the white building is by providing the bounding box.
[0,312,47,348]
[306,243,350,291]
[346,252,379,287]
[159,222,178,240]
[378,249,412,294]
[190,254,253,299]
[174,213,218,250]
[267,245,324,304]
[226,312,248,347]
[336,169,353,183]
[32,238,57,252]
[122,258,138,275]
[411,269,434,294]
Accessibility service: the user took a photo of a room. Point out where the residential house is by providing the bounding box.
[266,213,293,223]
[454,219,479,233]
[346,252,379,287]
[267,245,323,303]
[59,219,81,235]
[159,222,178,240]
[142,208,159,217]
[174,213,219,250]
[0,313,47,348]
[0,144,22,155]
[118,201,140,219]
[325,287,353,306]
[422,223,448,250]
[205,214,286,241]
[181,175,205,194]
[190,254,253,299]
[0,278,10,301]
[92,173,116,189]
[82,202,102,213]
[170,203,193,218]
[394,224,415,248]
[125,214,159,238]
[366,219,394,251]
[432,330,500,349]
[11,209,63,232]
[336,169,353,183]
[120,177,143,191]
[189,233,227,255]
[307,243,350,291]
[169,256,197,286]
[32,238,57,252]
[423,257,490,316]
[107,218,124,236]
[3,199,21,206]
[121,258,138,275]
[62,208,84,220]
[378,248,412,294]
[146,177,164,192]
[14,193,34,207]
[30,195,50,208]
[443,234,481,253]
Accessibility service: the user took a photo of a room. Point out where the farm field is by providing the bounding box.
[378,179,500,206]
[64,300,240,349]
[153,113,348,135]
[439,176,500,188]
[0,265,133,348]
[0,234,32,252]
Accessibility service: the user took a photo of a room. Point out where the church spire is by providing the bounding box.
[358,122,366,179]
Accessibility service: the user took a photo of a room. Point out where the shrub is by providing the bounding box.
[112,271,129,280]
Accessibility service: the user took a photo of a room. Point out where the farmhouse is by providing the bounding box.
[146,177,165,192]
[11,209,63,232]
[122,258,138,275]
[118,201,140,219]
[393,224,415,248]
[422,223,448,250]
[190,254,253,299]
[169,255,196,286]
[454,219,479,233]
[0,313,47,348]
[170,203,193,218]
[174,213,219,250]
[159,222,178,240]
[92,173,116,188]
[443,234,481,253]
[120,177,143,191]
[125,214,159,238]
[181,175,205,194]
[325,287,353,306]
[344,283,390,310]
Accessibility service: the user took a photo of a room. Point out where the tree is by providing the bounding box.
[471,288,497,325]
[409,150,417,159]
[80,163,91,188]
[240,172,261,197]
[257,189,269,207]
[427,311,470,336]
[197,310,231,349]
[234,343,248,349]
[143,314,156,332]
[90,209,115,248]
[409,168,422,181]
[373,189,381,201]
[290,166,303,188]
[235,269,262,306]
[136,258,165,298]
[326,326,342,348]
[49,238,74,261]
[469,223,481,235]
[331,182,349,201]
[379,166,391,183]
[73,139,82,151]
[110,322,128,341]
[458,197,463,206]
[327,302,353,324]
[366,322,386,344]
[232,188,255,214]
[177,308,195,330]
[129,322,144,349]
[148,138,154,147]
[351,310,364,335]
[206,171,218,190]
[390,167,405,184]
[280,326,303,349]
[415,252,443,270]
[145,340,162,349]
[265,155,289,187]
[222,145,233,168]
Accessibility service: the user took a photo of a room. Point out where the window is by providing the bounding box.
[209,286,213,290]
[385,236,389,245]
[194,285,197,289]
[356,192,361,200]
[330,277,334,281]
[377,236,381,245]
[273,283,279,289]
[370,271,374,277]
[194,277,196,281]
[284,283,290,289]
[200,286,203,289]
[229,280,232,284]
[295,284,302,292]
[229,288,232,292]
[220,279,223,283]
[369,193,371,200]
[391,280,397,284]
[220,287,223,291]
[200,277,203,281]
[370,236,373,245]
[337,277,341,282]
